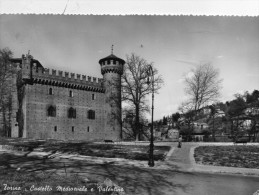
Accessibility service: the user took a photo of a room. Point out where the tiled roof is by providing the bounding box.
[99,54,125,64]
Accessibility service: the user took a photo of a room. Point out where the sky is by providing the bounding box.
[0,15,258,120]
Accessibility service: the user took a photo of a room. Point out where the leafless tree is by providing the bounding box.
[122,53,163,141]
[178,101,195,141]
[184,63,222,111]
[0,48,14,137]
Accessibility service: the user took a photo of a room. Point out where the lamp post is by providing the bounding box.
[146,65,154,167]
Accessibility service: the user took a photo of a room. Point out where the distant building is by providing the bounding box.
[215,108,225,117]
[244,107,259,116]
[167,129,179,141]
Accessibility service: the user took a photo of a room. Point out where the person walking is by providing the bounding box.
[178,135,182,148]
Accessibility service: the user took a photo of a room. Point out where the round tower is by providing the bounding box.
[99,49,125,141]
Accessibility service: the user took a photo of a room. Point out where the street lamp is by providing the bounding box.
[146,65,154,167]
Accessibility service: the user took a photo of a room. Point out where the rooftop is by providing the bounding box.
[99,54,125,65]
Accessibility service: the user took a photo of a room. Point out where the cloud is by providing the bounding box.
[216,55,224,59]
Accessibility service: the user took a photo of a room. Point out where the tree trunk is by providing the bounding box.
[212,115,215,142]
[2,107,7,137]
[135,104,140,141]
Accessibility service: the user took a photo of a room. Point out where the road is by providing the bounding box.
[56,158,259,195]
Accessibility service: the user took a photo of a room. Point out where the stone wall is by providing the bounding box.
[3,53,124,141]
[0,65,19,137]
[24,83,106,141]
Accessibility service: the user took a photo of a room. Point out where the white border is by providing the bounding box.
[0,0,258,16]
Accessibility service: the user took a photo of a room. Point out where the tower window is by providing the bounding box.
[72,126,74,132]
[54,126,57,132]
[88,110,95,120]
[47,106,56,117]
[92,94,95,100]
[68,107,76,118]
[49,88,53,95]
[69,90,73,97]
[87,126,90,132]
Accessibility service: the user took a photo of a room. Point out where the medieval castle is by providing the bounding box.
[4,51,125,141]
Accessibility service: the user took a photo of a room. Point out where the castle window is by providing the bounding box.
[54,126,57,132]
[88,110,95,120]
[92,94,95,100]
[49,88,53,95]
[69,90,73,97]
[72,126,74,132]
[47,106,56,117]
[108,60,110,65]
[87,126,90,132]
[68,107,76,118]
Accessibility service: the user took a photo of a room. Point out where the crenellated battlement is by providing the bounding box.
[19,53,104,92]
[29,67,104,91]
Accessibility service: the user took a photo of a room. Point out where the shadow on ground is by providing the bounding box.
[0,151,191,195]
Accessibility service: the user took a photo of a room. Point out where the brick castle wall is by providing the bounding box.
[24,83,106,140]
[3,52,124,141]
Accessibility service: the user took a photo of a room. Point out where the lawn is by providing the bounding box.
[194,146,259,169]
[0,138,169,194]
[0,138,170,161]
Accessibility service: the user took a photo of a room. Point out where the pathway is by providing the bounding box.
[165,142,259,177]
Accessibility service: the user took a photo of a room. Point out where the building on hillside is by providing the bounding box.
[197,107,211,116]
[1,51,125,141]
[244,107,259,116]
[167,129,179,141]
[215,108,225,117]
[230,105,259,141]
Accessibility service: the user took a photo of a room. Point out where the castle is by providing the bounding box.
[4,51,125,141]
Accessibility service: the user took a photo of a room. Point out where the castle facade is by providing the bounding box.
[6,52,125,141]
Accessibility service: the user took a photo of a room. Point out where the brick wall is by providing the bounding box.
[24,83,106,141]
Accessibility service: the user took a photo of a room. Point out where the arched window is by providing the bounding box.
[49,88,53,95]
[88,110,95,119]
[68,107,76,118]
[47,106,56,117]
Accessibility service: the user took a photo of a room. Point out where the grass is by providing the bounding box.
[0,151,125,195]
[0,138,169,194]
[194,146,259,169]
[0,138,170,161]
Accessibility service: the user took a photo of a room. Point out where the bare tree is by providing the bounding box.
[0,48,14,137]
[122,53,163,141]
[179,64,222,141]
[178,101,195,141]
[184,63,222,112]
[122,107,149,140]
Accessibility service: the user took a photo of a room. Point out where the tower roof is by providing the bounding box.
[99,54,125,65]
